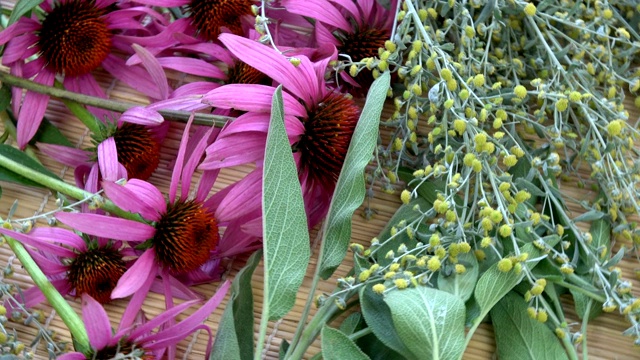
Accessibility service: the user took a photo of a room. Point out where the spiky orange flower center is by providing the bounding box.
[37,0,112,77]
[67,246,126,304]
[298,92,360,188]
[227,60,268,85]
[112,123,161,180]
[153,200,219,273]
[188,0,253,41]
[338,26,389,62]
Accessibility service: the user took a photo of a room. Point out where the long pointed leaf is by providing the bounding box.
[319,71,390,279]
[262,85,310,320]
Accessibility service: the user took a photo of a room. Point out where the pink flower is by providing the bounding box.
[282,0,397,91]
[0,0,169,148]
[0,226,130,307]
[38,107,168,193]
[201,34,361,227]
[55,114,261,305]
[58,282,230,360]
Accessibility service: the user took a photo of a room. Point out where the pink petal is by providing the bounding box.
[29,227,87,251]
[141,281,230,345]
[63,74,115,120]
[169,114,194,201]
[17,70,55,149]
[102,55,165,100]
[203,84,306,117]
[219,34,320,106]
[3,33,38,64]
[81,294,113,350]
[129,298,199,341]
[0,18,40,45]
[120,106,164,126]
[215,169,262,221]
[55,212,156,242]
[157,57,227,80]
[37,143,90,168]
[132,44,170,100]
[180,126,213,200]
[170,82,220,99]
[111,249,157,299]
[0,228,76,258]
[102,180,165,221]
[98,137,126,182]
[200,132,267,170]
[56,353,86,360]
[117,261,156,331]
[282,0,352,31]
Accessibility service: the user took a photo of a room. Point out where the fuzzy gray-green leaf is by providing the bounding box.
[319,71,390,279]
[492,293,569,360]
[384,287,466,360]
[322,326,371,360]
[262,85,310,320]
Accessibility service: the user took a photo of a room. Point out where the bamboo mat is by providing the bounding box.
[0,10,639,360]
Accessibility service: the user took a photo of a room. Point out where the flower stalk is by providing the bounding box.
[2,235,91,356]
[0,71,233,127]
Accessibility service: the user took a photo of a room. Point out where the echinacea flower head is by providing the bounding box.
[282,0,396,90]
[38,107,167,193]
[201,34,361,227]
[56,114,261,302]
[58,282,230,359]
[0,0,168,148]
[0,227,128,307]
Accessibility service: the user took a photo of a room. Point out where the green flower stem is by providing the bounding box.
[0,71,233,127]
[0,152,141,222]
[55,83,103,136]
[3,235,91,356]
[556,279,606,303]
[581,300,592,360]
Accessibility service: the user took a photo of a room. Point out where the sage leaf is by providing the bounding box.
[319,71,390,279]
[359,285,414,359]
[571,209,605,223]
[211,251,261,360]
[491,293,568,360]
[384,287,466,360]
[570,289,602,321]
[473,240,559,323]
[262,85,310,320]
[321,326,370,360]
[438,252,479,302]
[0,144,61,187]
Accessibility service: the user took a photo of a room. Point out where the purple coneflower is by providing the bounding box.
[282,0,397,90]
[200,34,361,227]
[55,114,261,304]
[58,283,229,359]
[0,227,129,306]
[38,107,168,193]
[0,0,169,148]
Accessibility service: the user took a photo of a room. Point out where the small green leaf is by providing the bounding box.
[572,209,605,223]
[7,0,44,26]
[211,303,241,360]
[570,289,602,321]
[0,144,60,187]
[384,287,466,360]
[491,293,569,360]
[32,117,75,147]
[211,251,261,360]
[234,251,261,360]
[262,85,310,320]
[339,312,362,335]
[360,285,414,359]
[473,240,558,323]
[514,177,546,198]
[589,217,610,253]
[319,72,390,279]
[322,326,370,360]
[373,197,430,266]
[437,252,479,302]
[279,340,289,360]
